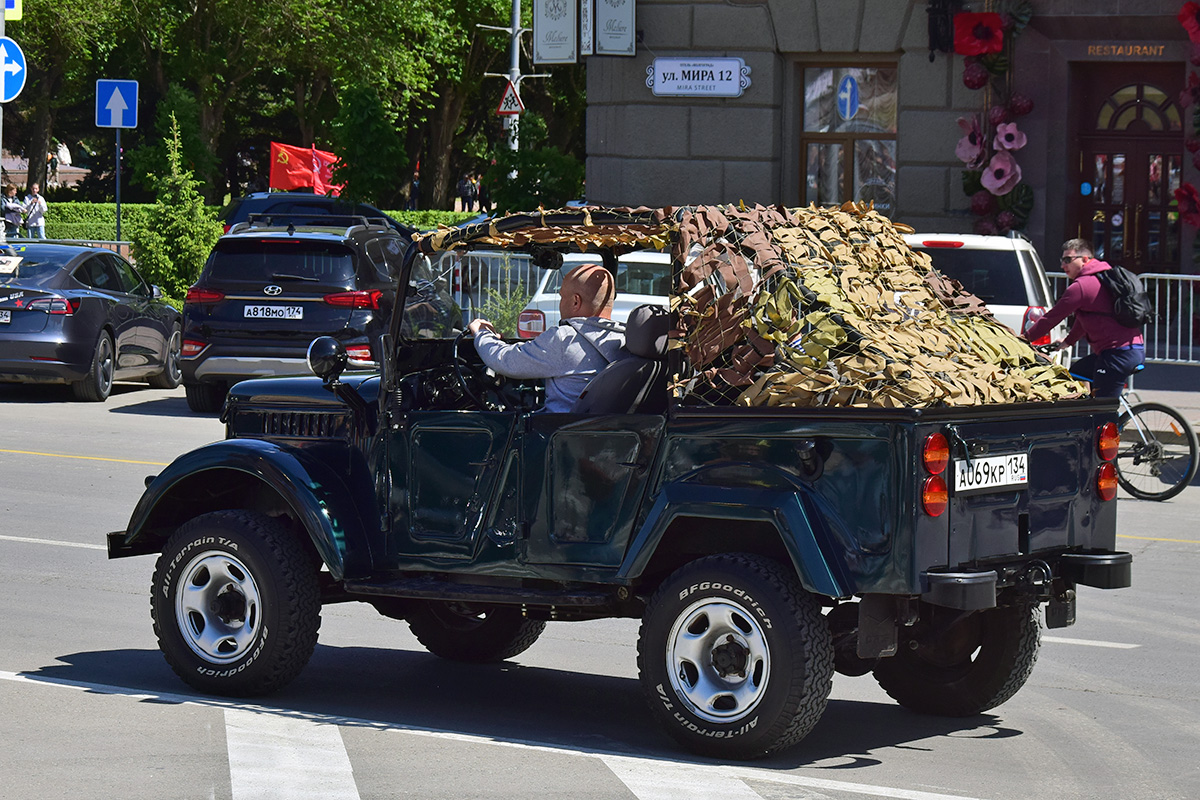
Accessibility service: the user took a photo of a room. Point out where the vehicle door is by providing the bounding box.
[521,413,665,568]
[108,252,171,369]
[74,253,146,371]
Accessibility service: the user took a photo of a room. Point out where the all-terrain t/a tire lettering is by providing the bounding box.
[637,553,834,759]
[150,510,321,696]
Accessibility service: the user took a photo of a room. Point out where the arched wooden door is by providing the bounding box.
[1071,64,1184,273]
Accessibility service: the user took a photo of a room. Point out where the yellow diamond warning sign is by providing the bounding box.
[496,80,525,116]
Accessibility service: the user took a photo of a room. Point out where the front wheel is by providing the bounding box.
[1116,402,1199,501]
[185,381,226,413]
[873,602,1040,717]
[637,554,834,759]
[150,510,322,696]
[407,602,545,662]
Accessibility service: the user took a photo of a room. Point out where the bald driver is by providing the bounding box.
[468,262,626,412]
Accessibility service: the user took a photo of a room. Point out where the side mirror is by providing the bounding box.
[151,284,164,299]
[307,336,347,384]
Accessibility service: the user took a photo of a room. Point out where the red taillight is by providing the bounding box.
[185,287,225,304]
[324,290,381,309]
[920,240,965,248]
[181,339,207,357]
[26,297,80,315]
[922,475,949,516]
[222,223,231,233]
[923,432,950,474]
[1096,462,1119,501]
[1022,306,1051,346]
[1097,422,1120,461]
[517,309,546,339]
[345,344,373,362]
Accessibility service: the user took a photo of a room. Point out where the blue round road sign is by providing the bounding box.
[837,74,859,121]
[0,36,27,104]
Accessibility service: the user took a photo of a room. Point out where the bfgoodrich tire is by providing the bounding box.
[407,602,545,662]
[637,554,834,759]
[873,601,1040,717]
[151,510,321,697]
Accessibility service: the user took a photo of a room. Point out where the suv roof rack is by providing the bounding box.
[229,213,393,235]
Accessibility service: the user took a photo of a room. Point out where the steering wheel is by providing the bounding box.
[453,330,506,410]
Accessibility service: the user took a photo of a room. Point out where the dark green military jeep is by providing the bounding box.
[109,208,1131,759]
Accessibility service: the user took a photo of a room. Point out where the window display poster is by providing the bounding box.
[533,0,578,65]
[595,0,635,56]
[581,0,594,56]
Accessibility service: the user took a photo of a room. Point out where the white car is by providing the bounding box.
[903,232,1069,356]
[517,251,672,338]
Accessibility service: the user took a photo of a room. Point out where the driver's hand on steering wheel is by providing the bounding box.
[468,318,497,337]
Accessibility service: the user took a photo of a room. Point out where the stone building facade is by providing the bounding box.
[585,0,1196,274]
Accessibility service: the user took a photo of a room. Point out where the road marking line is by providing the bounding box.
[1042,636,1139,649]
[0,671,985,800]
[1117,534,1200,544]
[225,708,359,800]
[0,534,106,551]
[601,755,764,800]
[0,447,168,466]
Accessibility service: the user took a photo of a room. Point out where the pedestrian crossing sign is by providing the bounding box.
[3,0,21,21]
[496,80,524,116]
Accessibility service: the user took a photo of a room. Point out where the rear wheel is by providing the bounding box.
[185,381,226,413]
[148,325,183,389]
[1115,402,1198,501]
[150,510,321,696]
[407,602,545,662]
[873,602,1040,716]
[637,554,834,759]
[72,330,114,402]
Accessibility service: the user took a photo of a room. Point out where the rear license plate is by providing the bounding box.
[954,453,1028,495]
[244,305,302,320]
[0,309,9,323]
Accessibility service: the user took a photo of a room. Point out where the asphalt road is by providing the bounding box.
[1,382,1198,800]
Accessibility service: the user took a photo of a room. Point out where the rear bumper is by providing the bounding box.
[0,337,92,384]
[186,354,310,382]
[922,550,1132,610]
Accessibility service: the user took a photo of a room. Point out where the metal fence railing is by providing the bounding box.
[1048,271,1199,366]
[431,249,537,322]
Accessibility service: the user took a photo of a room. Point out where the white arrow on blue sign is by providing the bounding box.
[836,74,859,121]
[96,80,138,128]
[0,36,27,104]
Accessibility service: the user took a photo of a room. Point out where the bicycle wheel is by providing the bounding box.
[1115,402,1199,501]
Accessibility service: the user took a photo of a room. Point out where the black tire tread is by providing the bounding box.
[72,330,112,402]
[1117,402,1199,501]
[185,381,225,413]
[637,553,834,759]
[151,510,321,697]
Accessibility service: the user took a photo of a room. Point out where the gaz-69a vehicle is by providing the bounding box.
[109,205,1131,759]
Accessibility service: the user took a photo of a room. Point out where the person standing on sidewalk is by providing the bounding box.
[23,183,48,239]
[2,185,23,239]
[1023,238,1144,397]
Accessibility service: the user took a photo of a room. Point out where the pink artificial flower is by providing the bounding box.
[1181,71,1200,108]
[993,122,1027,151]
[955,116,986,168]
[982,151,1022,196]
[1180,1,1200,44]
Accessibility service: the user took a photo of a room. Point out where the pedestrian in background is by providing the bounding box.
[23,183,47,239]
[457,173,477,212]
[2,185,23,239]
[477,172,491,215]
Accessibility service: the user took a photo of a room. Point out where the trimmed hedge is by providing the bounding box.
[386,210,478,229]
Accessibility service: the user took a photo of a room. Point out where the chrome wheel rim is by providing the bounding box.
[174,550,263,664]
[165,329,182,383]
[666,598,771,724]
[97,336,113,395]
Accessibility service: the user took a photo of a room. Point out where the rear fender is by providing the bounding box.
[111,439,373,580]
[618,480,852,597]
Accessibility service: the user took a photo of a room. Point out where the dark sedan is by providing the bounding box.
[0,243,182,401]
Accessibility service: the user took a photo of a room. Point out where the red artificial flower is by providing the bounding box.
[954,13,1005,56]
[1187,139,1200,153]
[1181,71,1200,108]
[1179,2,1200,44]
[1174,183,1200,228]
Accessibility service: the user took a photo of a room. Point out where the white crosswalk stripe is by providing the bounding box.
[224,708,360,800]
[602,754,766,800]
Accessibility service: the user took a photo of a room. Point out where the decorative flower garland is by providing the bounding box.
[1175,2,1200,227]
[952,3,1034,234]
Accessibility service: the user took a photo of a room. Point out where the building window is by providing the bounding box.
[801,66,898,215]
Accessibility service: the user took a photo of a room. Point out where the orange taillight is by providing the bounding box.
[1097,422,1119,461]
[922,475,949,516]
[1096,462,1119,501]
[923,432,949,474]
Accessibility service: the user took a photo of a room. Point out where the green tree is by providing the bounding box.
[484,114,585,213]
[128,85,217,193]
[130,115,222,302]
[329,85,407,206]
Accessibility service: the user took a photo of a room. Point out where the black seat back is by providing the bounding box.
[571,305,670,414]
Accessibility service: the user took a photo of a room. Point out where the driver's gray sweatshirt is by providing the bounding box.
[473,317,626,412]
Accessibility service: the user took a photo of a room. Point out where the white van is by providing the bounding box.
[516,251,672,338]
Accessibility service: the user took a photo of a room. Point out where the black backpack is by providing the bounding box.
[1095,266,1153,328]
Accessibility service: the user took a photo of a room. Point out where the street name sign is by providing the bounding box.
[96,80,138,128]
[645,58,751,98]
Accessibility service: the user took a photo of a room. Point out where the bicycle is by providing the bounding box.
[1047,347,1199,501]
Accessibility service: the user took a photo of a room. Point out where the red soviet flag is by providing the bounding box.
[269,142,344,196]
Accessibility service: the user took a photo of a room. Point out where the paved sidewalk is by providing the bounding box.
[1128,363,1200,430]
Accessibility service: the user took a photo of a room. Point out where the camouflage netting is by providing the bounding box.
[672,203,1088,408]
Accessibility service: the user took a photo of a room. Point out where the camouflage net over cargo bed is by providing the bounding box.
[673,203,1087,408]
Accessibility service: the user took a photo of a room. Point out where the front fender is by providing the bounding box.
[618,481,853,598]
[110,438,373,580]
